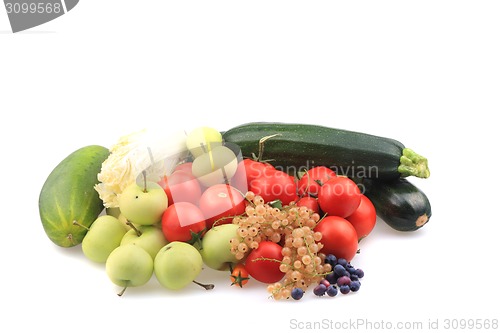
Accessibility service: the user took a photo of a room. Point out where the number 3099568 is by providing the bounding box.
[5,2,62,14]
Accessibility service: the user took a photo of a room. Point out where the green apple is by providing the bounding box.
[120,225,168,259]
[117,213,132,231]
[106,244,154,296]
[154,242,205,290]
[191,145,238,187]
[186,126,223,158]
[199,223,242,271]
[81,215,128,263]
[118,181,168,226]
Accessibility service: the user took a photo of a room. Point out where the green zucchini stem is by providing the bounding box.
[398,148,431,178]
[257,134,281,161]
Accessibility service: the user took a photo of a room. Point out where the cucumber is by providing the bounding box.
[39,145,110,247]
[222,122,430,180]
[362,178,432,232]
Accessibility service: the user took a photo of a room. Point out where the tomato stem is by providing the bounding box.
[188,229,205,250]
[230,269,250,288]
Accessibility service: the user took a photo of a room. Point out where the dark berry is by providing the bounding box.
[350,274,359,281]
[347,266,357,275]
[320,279,331,288]
[333,264,347,276]
[350,280,361,292]
[291,288,304,300]
[337,258,348,267]
[355,268,364,278]
[339,285,351,294]
[313,284,327,296]
[325,272,337,284]
[337,276,352,286]
[326,285,338,297]
[325,254,337,266]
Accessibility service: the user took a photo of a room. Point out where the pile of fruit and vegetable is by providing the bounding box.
[38,122,431,300]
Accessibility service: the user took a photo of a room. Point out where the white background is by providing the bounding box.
[1,1,499,332]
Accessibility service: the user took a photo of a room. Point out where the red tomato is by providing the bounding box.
[346,195,377,241]
[161,202,206,243]
[315,216,358,262]
[245,241,284,284]
[297,166,336,197]
[296,196,320,214]
[199,184,246,229]
[317,177,362,218]
[233,159,276,188]
[230,160,250,194]
[230,264,250,287]
[158,170,202,205]
[249,170,297,205]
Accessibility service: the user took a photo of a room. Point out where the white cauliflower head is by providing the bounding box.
[95,129,188,208]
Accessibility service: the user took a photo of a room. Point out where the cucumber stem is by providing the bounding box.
[398,148,430,178]
[72,220,90,231]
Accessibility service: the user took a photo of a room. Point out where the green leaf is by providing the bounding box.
[269,200,283,209]
[189,229,206,250]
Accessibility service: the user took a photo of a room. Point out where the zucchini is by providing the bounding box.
[222,122,430,180]
[362,178,431,231]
